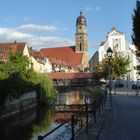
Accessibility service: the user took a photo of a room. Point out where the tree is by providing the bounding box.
[0,53,34,106]
[112,50,131,79]
[94,59,108,80]
[37,74,57,104]
[0,52,57,107]
[132,0,140,51]
[132,0,140,73]
[95,49,130,81]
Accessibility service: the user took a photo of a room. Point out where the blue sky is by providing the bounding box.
[0,0,137,59]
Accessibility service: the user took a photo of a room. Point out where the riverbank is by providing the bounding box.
[0,102,38,120]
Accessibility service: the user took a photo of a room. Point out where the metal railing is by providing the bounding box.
[37,92,107,140]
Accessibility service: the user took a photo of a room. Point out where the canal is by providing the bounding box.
[0,88,93,140]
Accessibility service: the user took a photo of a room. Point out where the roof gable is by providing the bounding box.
[108,29,124,37]
[0,42,26,61]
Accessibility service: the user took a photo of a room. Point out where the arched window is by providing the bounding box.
[80,43,82,51]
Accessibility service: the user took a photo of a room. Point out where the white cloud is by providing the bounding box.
[0,27,74,50]
[0,28,32,40]
[17,24,59,32]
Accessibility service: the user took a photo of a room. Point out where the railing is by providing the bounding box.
[37,92,107,140]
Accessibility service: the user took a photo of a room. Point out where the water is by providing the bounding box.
[56,88,93,105]
[0,89,93,140]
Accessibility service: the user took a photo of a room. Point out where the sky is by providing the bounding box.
[0,0,137,59]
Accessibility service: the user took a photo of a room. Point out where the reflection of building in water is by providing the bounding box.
[53,113,72,123]
[66,90,85,105]
[84,95,91,104]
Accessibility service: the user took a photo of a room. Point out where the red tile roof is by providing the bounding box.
[49,57,68,65]
[0,42,26,61]
[48,72,94,79]
[40,46,83,66]
[29,48,41,59]
[53,113,72,122]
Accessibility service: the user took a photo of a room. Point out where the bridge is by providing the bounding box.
[48,72,95,87]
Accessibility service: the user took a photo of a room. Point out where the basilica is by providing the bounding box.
[39,11,89,72]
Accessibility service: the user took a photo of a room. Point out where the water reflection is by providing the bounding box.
[0,89,93,140]
[56,89,92,105]
[0,106,55,140]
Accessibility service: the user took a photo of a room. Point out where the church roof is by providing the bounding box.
[109,27,124,35]
[40,46,83,66]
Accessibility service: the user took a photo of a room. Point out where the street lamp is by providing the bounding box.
[126,74,130,95]
[107,47,113,107]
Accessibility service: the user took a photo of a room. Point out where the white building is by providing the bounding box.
[89,27,139,85]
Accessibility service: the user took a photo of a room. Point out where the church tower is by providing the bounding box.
[75,11,88,70]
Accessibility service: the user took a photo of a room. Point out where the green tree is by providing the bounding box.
[132,0,140,50]
[37,73,57,104]
[132,0,140,73]
[0,52,57,107]
[8,53,30,78]
[94,58,108,80]
[112,50,131,79]
[0,53,35,106]
[95,49,130,81]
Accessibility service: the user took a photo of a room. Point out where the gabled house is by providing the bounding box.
[0,42,29,61]
[0,42,46,73]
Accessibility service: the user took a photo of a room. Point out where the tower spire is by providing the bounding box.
[75,11,88,70]
[80,10,82,16]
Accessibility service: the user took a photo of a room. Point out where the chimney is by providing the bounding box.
[12,41,17,53]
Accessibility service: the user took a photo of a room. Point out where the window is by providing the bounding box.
[114,43,119,48]
[80,43,82,51]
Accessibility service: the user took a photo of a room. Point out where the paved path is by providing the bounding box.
[99,94,140,140]
[76,93,140,140]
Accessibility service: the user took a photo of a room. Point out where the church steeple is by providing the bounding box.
[75,11,88,69]
[80,11,82,16]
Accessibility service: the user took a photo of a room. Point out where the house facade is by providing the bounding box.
[0,42,46,73]
[89,27,138,85]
